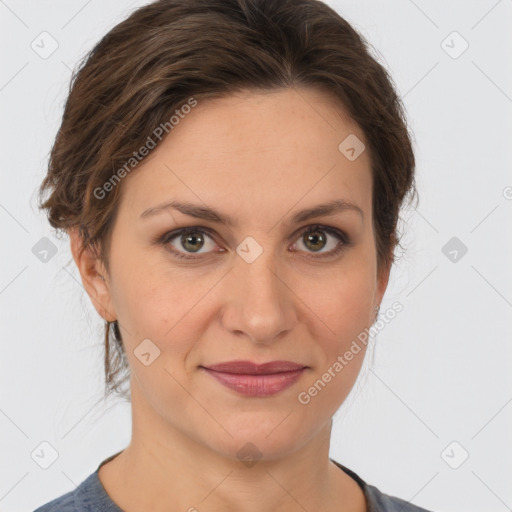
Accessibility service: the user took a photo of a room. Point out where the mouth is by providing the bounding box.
[200,360,308,397]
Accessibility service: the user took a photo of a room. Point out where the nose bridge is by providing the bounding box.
[235,232,281,287]
[221,236,295,342]
[240,248,281,301]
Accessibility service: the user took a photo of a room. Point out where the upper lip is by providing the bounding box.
[202,360,307,375]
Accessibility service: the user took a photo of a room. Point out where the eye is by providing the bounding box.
[156,224,350,260]
[161,227,220,260]
[290,224,350,259]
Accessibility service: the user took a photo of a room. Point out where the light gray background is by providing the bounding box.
[1,1,511,511]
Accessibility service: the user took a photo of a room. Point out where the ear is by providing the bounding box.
[68,227,117,322]
[375,258,392,312]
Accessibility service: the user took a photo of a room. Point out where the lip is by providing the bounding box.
[200,360,308,397]
[204,360,306,374]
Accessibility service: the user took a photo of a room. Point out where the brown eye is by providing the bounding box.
[292,225,349,258]
[162,227,218,259]
[180,231,205,253]
[157,224,350,261]
[303,230,327,252]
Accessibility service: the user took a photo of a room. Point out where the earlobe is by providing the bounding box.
[68,227,117,322]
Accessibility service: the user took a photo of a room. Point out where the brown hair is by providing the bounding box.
[38,0,417,399]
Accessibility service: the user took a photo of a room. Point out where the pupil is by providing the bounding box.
[306,231,325,252]
[183,232,203,252]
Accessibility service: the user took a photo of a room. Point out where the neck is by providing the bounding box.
[99,381,366,512]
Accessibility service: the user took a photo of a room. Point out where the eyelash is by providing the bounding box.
[154,224,352,261]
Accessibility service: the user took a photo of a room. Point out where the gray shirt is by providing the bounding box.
[33,453,435,511]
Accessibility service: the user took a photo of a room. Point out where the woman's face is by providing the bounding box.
[80,87,389,461]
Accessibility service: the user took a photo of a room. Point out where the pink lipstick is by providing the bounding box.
[201,360,307,397]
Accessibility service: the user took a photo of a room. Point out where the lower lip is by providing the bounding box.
[202,368,306,397]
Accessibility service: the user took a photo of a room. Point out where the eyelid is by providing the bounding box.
[156,223,351,260]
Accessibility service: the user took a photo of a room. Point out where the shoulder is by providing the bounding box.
[33,452,124,512]
[32,471,105,512]
[32,484,77,511]
[364,483,435,512]
[330,459,436,512]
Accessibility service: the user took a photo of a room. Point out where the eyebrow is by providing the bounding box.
[139,198,364,227]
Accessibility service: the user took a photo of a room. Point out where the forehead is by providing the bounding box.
[117,87,372,224]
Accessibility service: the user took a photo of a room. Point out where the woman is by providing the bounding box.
[34,0,433,510]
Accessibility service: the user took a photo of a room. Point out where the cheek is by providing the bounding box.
[294,270,374,414]
[110,257,217,359]
[108,258,168,337]
[297,261,376,347]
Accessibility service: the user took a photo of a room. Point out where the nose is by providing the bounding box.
[219,246,296,345]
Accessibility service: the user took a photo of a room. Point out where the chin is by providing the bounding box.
[200,413,320,464]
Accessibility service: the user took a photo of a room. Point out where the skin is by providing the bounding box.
[70,87,391,512]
